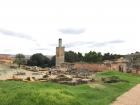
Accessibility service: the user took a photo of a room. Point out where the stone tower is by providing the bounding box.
[56,38,65,66]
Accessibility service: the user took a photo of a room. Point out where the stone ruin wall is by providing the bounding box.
[73,63,127,72]
[74,63,111,72]
[73,62,140,75]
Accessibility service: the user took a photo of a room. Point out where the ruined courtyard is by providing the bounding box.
[0,39,140,85]
[0,39,140,105]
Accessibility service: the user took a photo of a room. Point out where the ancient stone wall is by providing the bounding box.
[74,63,127,72]
[74,63,110,72]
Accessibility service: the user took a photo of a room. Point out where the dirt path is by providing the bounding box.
[111,84,140,105]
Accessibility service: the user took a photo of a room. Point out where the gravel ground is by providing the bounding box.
[112,84,140,105]
[0,64,44,80]
[0,69,32,80]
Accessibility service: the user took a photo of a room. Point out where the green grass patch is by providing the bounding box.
[0,71,140,105]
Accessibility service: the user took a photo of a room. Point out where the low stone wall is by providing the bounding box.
[74,63,111,72]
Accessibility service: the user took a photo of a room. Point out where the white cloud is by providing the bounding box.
[0,0,140,55]
[59,28,85,34]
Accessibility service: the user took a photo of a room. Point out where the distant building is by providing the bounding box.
[125,52,140,69]
[103,57,128,72]
[56,38,65,66]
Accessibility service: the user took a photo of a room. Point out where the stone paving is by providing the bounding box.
[112,84,140,105]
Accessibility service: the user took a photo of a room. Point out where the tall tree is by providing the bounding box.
[14,54,26,67]
[84,51,103,63]
[65,51,78,63]
[77,52,83,62]
[103,53,122,60]
[27,53,50,67]
[49,56,56,67]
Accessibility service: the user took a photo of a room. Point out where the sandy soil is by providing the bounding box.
[0,69,32,80]
[0,64,44,80]
[111,84,140,105]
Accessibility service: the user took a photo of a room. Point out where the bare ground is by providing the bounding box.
[0,64,43,80]
[111,84,140,105]
[0,69,33,80]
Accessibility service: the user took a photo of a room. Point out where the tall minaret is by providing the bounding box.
[56,38,65,66]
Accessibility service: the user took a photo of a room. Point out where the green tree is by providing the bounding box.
[65,51,79,62]
[77,52,83,62]
[97,52,103,62]
[49,56,56,67]
[14,54,26,67]
[84,51,103,63]
[103,53,111,60]
[27,53,50,67]
[103,53,122,60]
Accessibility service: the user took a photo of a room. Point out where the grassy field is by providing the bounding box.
[0,71,140,105]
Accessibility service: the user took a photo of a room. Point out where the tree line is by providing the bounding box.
[14,53,55,68]
[65,51,122,63]
[14,51,122,67]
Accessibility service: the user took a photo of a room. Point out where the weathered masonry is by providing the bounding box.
[56,38,65,66]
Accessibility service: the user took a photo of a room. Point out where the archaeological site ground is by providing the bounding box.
[0,39,140,105]
[0,67,140,105]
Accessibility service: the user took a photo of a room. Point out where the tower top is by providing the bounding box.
[58,38,62,47]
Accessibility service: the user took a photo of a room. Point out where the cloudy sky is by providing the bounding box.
[0,0,140,55]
